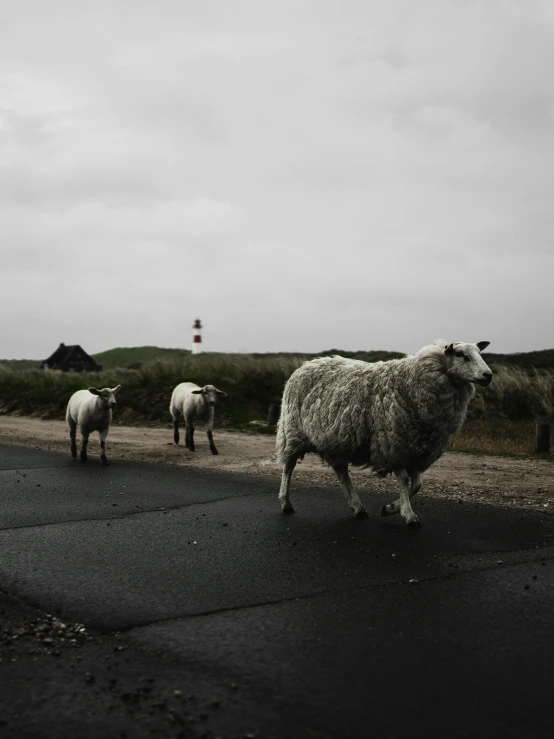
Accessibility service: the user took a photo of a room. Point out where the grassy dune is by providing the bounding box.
[91,346,192,369]
[0,353,302,428]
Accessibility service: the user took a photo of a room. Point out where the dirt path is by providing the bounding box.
[0,415,552,515]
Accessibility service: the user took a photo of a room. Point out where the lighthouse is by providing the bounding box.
[192,318,203,354]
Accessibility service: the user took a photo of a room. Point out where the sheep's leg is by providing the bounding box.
[99,428,109,467]
[80,430,89,463]
[411,470,422,496]
[381,471,422,518]
[207,430,218,455]
[206,407,218,454]
[332,463,368,520]
[279,456,298,514]
[68,420,77,459]
[173,413,180,445]
[183,416,195,450]
[388,469,421,528]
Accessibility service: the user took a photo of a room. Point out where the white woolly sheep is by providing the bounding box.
[276,341,492,527]
[66,385,121,466]
[170,382,227,455]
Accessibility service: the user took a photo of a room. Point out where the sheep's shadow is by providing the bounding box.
[272,492,554,568]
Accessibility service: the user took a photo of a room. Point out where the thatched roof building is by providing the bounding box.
[41,343,101,372]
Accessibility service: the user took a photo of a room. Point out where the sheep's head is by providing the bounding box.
[191,384,228,407]
[88,385,121,409]
[444,342,492,386]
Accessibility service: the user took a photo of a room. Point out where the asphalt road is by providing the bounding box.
[0,443,553,739]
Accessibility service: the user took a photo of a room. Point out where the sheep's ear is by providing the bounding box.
[88,387,100,395]
[444,344,454,355]
[476,341,490,352]
[191,389,204,394]
[216,390,227,397]
[112,385,121,394]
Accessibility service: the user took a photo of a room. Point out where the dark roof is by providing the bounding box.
[41,343,101,372]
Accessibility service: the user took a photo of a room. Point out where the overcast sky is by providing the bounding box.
[2,0,553,358]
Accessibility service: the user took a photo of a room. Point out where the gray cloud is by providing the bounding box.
[1,0,554,358]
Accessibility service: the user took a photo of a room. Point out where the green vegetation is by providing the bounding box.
[451,419,545,457]
[485,348,554,370]
[89,345,554,371]
[91,346,192,370]
[478,364,554,421]
[90,346,405,370]
[0,353,304,427]
[0,359,41,371]
[1,348,553,457]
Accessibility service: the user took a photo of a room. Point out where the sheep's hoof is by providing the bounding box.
[80,454,88,463]
[381,505,396,517]
[407,519,422,530]
[282,503,295,515]
[101,456,109,467]
[355,508,369,520]
[210,448,219,456]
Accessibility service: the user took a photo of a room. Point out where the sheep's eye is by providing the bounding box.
[454,351,469,361]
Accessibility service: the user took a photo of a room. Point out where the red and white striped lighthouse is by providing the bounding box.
[192,318,203,354]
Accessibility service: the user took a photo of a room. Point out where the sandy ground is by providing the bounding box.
[0,415,552,515]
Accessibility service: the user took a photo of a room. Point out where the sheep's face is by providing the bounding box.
[88,385,121,409]
[444,342,492,386]
[191,385,228,407]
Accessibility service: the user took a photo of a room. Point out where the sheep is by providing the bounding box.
[66,385,121,466]
[276,341,492,528]
[170,382,227,455]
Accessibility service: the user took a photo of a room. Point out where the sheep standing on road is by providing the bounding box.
[170,382,227,455]
[276,341,492,527]
[66,386,121,466]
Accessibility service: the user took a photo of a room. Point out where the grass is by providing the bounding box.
[0,359,42,371]
[451,420,544,456]
[485,348,554,370]
[91,346,192,370]
[472,364,554,421]
[0,353,304,427]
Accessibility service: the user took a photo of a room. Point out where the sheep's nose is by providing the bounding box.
[109,401,116,408]
[209,401,215,407]
[481,372,492,386]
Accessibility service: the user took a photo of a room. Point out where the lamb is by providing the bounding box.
[66,385,121,466]
[276,341,492,527]
[170,382,227,455]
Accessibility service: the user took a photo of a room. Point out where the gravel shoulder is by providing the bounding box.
[0,415,552,515]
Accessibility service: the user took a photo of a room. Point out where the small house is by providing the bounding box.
[41,343,102,372]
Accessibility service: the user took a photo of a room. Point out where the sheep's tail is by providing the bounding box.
[275,406,308,467]
[275,418,287,467]
[275,404,301,467]
[275,365,310,466]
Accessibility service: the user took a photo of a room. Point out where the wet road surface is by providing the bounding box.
[1,444,553,738]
